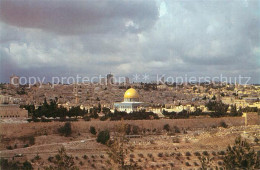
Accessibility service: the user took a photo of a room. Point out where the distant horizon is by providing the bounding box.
[4,73,259,87]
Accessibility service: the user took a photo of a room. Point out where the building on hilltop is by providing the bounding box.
[0,95,28,119]
[114,88,143,113]
[0,104,28,119]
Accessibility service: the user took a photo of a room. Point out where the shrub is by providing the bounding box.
[218,151,225,155]
[100,116,108,121]
[163,124,170,132]
[254,137,259,144]
[211,125,217,128]
[220,121,228,128]
[173,126,181,133]
[90,126,97,135]
[96,130,110,144]
[172,137,180,143]
[194,152,201,156]
[28,136,35,145]
[58,122,72,137]
[147,153,153,158]
[176,152,182,156]
[6,146,12,150]
[48,156,54,162]
[24,144,29,148]
[223,136,260,169]
[218,161,223,165]
[23,161,33,170]
[130,154,135,158]
[194,162,199,166]
[132,125,140,135]
[185,152,191,156]
[158,153,164,157]
[34,154,41,160]
[83,116,91,121]
[202,151,209,156]
[138,153,144,158]
[185,162,191,166]
[83,155,88,159]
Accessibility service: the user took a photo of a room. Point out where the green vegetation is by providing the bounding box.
[206,101,229,117]
[89,126,97,135]
[230,104,243,116]
[163,124,170,132]
[200,136,260,170]
[96,130,110,144]
[58,122,72,137]
[101,110,159,121]
[125,124,140,135]
[44,146,78,170]
[0,158,33,170]
[223,136,260,169]
[21,99,87,121]
[242,106,258,112]
[220,121,228,128]
[107,124,139,169]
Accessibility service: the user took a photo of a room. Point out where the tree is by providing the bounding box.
[98,103,101,113]
[163,124,170,132]
[199,156,214,170]
[206,101,229,117]
[89,126,97,135]
[58,122,72,137]
[97,130,110,144]
[107,123,139,169]
[23,160,33,169]
[223,136,260,169]
[44,146,78,170]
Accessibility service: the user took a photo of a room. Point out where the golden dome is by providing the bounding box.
[124,88,139,99]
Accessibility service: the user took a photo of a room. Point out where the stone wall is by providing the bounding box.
[0,104,28,119]
[243,112,260,126]
[0,116,248,138]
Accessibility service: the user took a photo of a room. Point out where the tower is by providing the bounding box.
[73,84,79,104]
[107,73,114,85]
[10,74,20,88]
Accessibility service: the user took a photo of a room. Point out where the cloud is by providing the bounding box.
[0,0,158,35]
[0,0,259,83]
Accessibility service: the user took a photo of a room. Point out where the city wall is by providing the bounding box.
[0,117,247,138]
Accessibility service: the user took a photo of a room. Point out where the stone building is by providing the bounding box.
[0,104,28,119]
[114,88,143,113]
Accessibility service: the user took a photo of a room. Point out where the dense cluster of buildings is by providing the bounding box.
[0,74,260,120]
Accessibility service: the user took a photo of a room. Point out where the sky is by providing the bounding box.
[0,0,259,83]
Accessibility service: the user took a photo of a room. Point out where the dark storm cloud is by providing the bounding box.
[0,0,259,83]
[0,0,158,35]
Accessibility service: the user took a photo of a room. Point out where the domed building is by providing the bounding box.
[114,88,143,113]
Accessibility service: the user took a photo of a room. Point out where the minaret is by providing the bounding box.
[74,84,79,105]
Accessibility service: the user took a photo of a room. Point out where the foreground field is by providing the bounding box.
[0,119,259,169]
